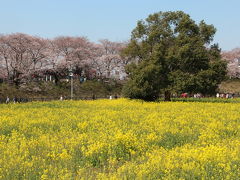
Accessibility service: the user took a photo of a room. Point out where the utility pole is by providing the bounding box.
[69,67,74,100]
[71,74,73,100]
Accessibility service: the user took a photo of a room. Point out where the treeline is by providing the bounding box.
[1,11,240,102]
[0,33,129,86]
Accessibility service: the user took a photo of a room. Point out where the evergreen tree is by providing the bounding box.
[122,11,227,101]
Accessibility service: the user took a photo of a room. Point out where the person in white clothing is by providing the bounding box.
[6,96,10,104]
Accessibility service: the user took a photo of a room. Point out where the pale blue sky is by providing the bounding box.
[0,0,239,50]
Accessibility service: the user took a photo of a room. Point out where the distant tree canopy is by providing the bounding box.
[0,33,127,86]
[222,48,240,78]
[122,11,227,101]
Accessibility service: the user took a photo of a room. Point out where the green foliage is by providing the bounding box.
[0,83,26,99]
[0,80,123,100]
[123,61,162,101]
[122,11,227,101]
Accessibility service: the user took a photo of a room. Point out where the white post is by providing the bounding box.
[69,67,74,100]
[71,75,73,100]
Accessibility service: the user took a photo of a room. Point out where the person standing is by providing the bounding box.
[13,97,17,104]
[226,93,229,99]
[6,96,10,104]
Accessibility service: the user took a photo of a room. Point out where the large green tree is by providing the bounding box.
[122,11,227,101]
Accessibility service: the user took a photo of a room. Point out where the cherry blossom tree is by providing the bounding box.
[0,33,50,85]
[2,33,33,85]
[92,39,126,79]
[38,36,97,84]
[51,36,94,75]
[72,37,95,77]
[27,36,49,71]
[222,48,240,78]
[0,35,11,80]
[0,34,129,85]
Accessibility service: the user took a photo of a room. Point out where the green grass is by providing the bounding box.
[0,79,123,100]
[0,78,240,101]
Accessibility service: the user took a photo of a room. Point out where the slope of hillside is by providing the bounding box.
[219,79,240,93]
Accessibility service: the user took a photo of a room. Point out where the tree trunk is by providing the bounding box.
[12,69,21,87]
[164,90,171,101]
[4,56,10,80]
[53,74,59,85]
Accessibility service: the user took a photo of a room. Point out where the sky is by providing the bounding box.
[0,0,240,51]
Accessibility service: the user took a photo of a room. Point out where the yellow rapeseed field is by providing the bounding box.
[0,99,239,179]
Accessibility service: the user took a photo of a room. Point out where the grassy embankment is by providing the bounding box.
[0,80,123,100]
[0,79,239,101]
